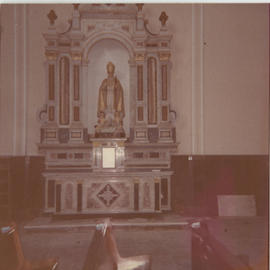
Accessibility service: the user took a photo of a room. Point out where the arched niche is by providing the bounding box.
[86,38,130,136]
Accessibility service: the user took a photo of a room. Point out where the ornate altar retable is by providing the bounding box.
[38,4,178,215]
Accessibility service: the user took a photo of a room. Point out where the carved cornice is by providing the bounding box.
[159,52,171,61]
[45,51,59,60]
[135,53,145,62]
[117,141,125,147]
[93,141,101,147]
[133,178,140,184]
[71,52,82,61]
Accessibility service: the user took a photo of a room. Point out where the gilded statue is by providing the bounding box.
[95,62,125,137]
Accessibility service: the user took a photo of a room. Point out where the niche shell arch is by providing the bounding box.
[83,31,135,61]
[86,38,130,136]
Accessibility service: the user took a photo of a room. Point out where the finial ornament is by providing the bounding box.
[159,11,168,27]
[136,4,144,12]
[47,10,57,25]
[73,4,80,10]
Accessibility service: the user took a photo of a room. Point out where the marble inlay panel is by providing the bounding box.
[49,106,54,121]
[59,57,70,125]
[143,182,151,209]
[137,107,143,121]
[137,65,143,100]
[147,57,157,124]
[73,106,80,122]
[73,65,80,100]
[46,131,56,138]
[87,183,102,209]
[71,131,81,138]
[162,106,168,121]
[48,64,55,100]
[114,182,130,208]
[160,130,171,138]
[97,184,120,207]
[136,131,146,138]
[65,183,73,210]
[161,65,167,100]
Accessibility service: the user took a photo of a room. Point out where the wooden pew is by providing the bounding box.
[191,221,253,270]
[83,220,151,270]
[0,222,58,270]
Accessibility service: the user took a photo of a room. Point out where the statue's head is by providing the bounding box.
[106,62,115,75]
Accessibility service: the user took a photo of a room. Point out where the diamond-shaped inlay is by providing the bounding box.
[97,184,120,207]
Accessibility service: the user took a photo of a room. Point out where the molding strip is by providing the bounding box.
[200,5,204,154]
[23,4,27,156]
[13,5,17,155]
[191,5,195,154]
[191,4,204,155]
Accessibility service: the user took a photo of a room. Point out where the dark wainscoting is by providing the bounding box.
[0,156,45,221]
[0,155,268,220]
[171,155,269,217]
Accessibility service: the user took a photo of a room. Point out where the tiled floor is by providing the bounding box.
[21,228,191,270]
[206,217,268,270]
[19,216,268,270]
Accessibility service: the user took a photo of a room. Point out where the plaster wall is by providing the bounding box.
[0,5,15,155]
[0,4,268,155]
[203,5,269,154]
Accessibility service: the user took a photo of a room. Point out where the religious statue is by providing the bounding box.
[95,62,125,137]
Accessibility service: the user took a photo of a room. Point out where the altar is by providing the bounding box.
[38,4,178,215]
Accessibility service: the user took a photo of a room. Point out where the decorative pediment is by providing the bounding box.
[82,20,135,38]
[79,4,137,20]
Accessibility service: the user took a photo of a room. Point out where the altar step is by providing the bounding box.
[24,214,194,233]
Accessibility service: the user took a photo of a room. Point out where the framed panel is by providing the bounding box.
[73,106,80,121]
[77,183,82,212]
[56,184,61,212]
[147,57,157,124]
[161,178,168,207]
[136,131,146,138]
[48,106,55,121]
[48,64,55,100]
[134,182,139,211]
[73,65,80,101]
[47,180,55,208]
[59,57,70,125]
[154,182,160,211]
[102,148,116,168]
[162,106,168,121]
[161,65,168,100]
[137,106,144,121]
[137,65,143,101]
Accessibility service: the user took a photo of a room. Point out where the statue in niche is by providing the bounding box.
[95,62,125,137]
